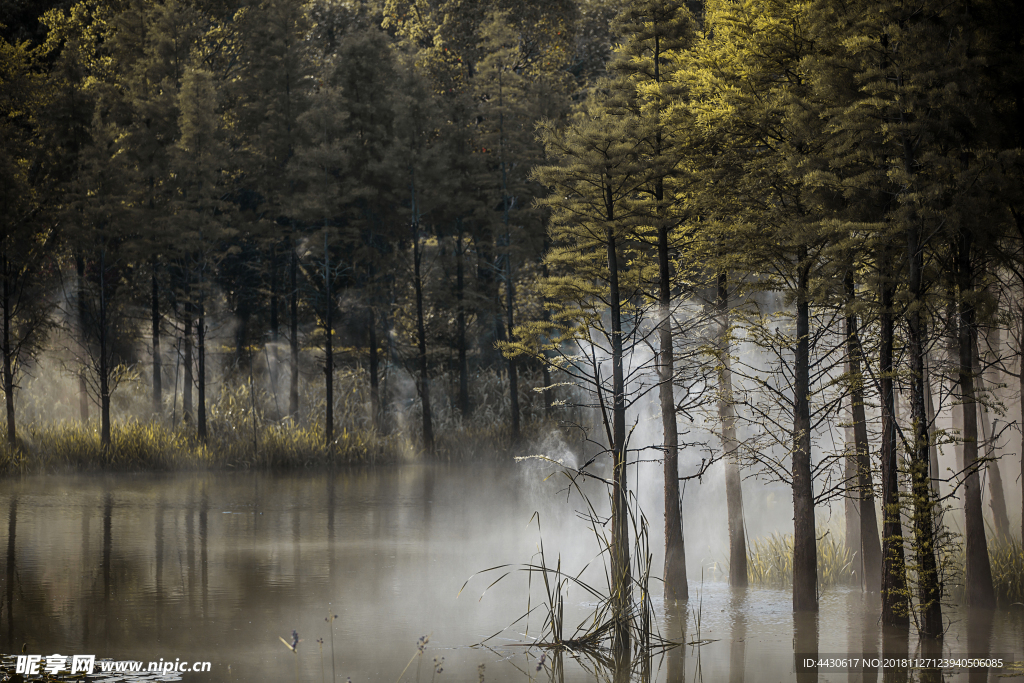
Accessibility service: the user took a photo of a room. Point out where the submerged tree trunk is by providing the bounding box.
[844,272,881,594]
[717,273,746,589]
[878,248,909,626]
[152,267,161,416]
[792,261,816,612]
[956,232,995,608]
[906,221,941,638]
[660,227,687,603]
[607,223,630,657]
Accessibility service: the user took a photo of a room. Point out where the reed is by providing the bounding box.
[745,528,856,589]
[947,535,1024,607]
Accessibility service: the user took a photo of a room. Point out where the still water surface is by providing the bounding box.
[0,464,1020,682]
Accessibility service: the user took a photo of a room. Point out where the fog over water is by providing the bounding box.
[0,465,1020,682]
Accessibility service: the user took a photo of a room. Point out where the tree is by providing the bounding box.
[607,0,698,601]
[0,34,55,446]
[531,93,652,657]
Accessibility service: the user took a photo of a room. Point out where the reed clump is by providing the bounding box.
[0,418,398,473]
[947,536,1024,607]
[745,528,856,589]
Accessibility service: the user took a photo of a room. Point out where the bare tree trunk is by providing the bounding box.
[183,297,193,426]
[975,329,1011,537]
[955,230,995,609]
[98,249,110,448]
[456,227,469,417]
[197,297,207,442]
[369,306,380,431]
[878,247,908,626]
[906,220,941,638]
[717,273,746,589]
[324,242,333,446]
[506,255,520,442]
[152,267,161,415]
[412,216,434,454]
[289,236,299,420]
[269,246,280,421]
[2,256,15,446]
[606,223,630,657]
[792,260,816,612]
[76,253,89,422]
[844,273,881,593]
[843,372,861,583]
[660,226,687,603]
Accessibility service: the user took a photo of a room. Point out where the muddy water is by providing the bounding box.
[0,465,1020,682]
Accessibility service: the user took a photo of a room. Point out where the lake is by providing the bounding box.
[0,463,1020,682]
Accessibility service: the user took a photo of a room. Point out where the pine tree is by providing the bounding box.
[607,0,697,601]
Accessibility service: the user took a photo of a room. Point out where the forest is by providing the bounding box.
[2,0,1024,667]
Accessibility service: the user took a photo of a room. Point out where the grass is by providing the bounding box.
[0,418,395,473]
[744,527,857,590]
[742,526,1024,608]
[0,365,563,472]
[947,535,1024,608]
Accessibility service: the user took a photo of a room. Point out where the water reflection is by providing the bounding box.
[881,624,908,683]
[794,610,818,683]
[0,467,1018,683]
[729,588,746,683]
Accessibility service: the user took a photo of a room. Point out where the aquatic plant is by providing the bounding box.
[461,456,675,678]
[745,528,856,589]
[947,536,1024,607]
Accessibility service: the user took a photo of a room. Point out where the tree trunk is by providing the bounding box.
[152,267,161,415]
[456,228,469,417]
[660,227,687,603]
[324,241,334,446]
[878,248,909,625]
[975,330,1011,537]
[955,230,996,609]
[506,253,520,442]
[606,222,630,657]
[717,274,746,589]
[269,246,280,420]
[369,305,380,431]
[76,253,89,422]
[2,255,15,446]
[289,236,299,420]
[906,221,941,638]
[792,261,816,612]
[844,273,882,594]
[843,396,860,584]
[183,299,193,426]
[197,297,207,442]
[412,220,434,454]
[98,249,110,448]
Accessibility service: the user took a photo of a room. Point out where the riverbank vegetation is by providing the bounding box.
[3,0,1024,668]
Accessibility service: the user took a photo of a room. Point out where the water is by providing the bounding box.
[0,464,1020,682]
